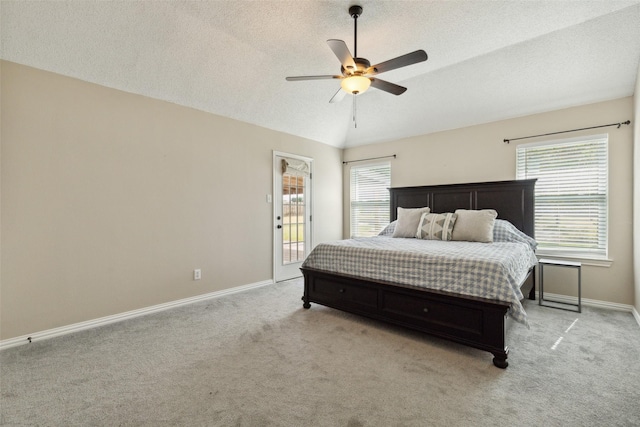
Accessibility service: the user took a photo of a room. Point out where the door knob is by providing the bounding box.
[277,225,282,229]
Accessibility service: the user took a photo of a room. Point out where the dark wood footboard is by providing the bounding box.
[302,267,534,368]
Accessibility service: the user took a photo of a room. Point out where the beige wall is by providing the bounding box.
[1,58,636,341]
[344,97,635,306]
[0,61,343,340]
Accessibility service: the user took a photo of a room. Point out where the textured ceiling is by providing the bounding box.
[2,1,640,148]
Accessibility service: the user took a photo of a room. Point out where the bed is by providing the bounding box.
[300,179,537,368]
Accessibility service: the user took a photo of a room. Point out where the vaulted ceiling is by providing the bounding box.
[2,1,639,148]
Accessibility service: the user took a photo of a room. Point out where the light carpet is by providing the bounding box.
[1,279,639,426]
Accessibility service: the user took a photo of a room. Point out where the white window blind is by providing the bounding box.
[516,134,608,258]
[350,163,391,237]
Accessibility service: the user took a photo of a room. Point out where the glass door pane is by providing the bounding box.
[282,172,305,264]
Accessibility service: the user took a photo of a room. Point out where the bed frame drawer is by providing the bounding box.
[381,290,484,337]
[308,276,378,311]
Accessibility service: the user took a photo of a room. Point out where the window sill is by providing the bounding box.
[535,252,612,268]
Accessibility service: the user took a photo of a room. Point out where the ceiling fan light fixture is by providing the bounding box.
[285,4,428,106]
[341,75,371,94]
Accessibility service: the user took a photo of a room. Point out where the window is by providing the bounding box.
[516,134,608,258]
[350,163,391,237]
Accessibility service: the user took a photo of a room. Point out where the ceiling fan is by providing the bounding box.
[286,5,428,104]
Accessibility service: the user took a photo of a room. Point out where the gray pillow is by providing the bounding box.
[452,209,498,243]
[378,220,397,236]
[392,207,431,238]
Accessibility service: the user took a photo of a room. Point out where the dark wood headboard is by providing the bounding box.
[389,179,536,238]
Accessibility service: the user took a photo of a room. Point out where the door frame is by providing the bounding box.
[272,151,314,282]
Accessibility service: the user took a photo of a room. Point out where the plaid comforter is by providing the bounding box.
[302,237,538,324]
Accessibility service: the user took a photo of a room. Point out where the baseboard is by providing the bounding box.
[633,306,640,328]
[0,279,273,351]
[535,292,640,329]
[535,291,635,313]
[2,284,634,350]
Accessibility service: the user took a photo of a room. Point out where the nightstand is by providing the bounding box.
[538,258,581,313]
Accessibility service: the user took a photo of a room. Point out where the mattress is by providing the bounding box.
[301,236,538,324]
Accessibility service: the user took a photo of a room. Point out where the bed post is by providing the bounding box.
[529,267,536,300]
[301,270,311,309]
[492,349,509,369]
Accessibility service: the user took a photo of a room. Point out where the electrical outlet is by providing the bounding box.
[194,269,201,280]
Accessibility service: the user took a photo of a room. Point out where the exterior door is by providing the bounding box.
[274,153,312,282]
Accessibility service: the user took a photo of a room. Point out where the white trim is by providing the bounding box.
[517,134,609,259]
[536,253,613,268]
[3,282,635,351]
[0,279,273,351]
[272,151,313,283]
[633,307,640,328]
[535,291,635,313]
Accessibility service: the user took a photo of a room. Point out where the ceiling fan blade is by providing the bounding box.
[327,39,356,70]
[286,75,342,81]
[370,78,407,95]
[329,88,347,103]
[367,50,428,75]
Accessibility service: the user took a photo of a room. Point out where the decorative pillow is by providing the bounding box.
[392,207,431,238]
[378,220,397,236]
[493,219,538,251]
[416,212,458,241]
[452,209,498,243]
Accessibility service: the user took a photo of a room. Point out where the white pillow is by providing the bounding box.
[452,209,498,243]
[392,207,431,238]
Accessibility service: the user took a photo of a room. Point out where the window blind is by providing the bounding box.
[516,135,608,258]
[350,163,391,238]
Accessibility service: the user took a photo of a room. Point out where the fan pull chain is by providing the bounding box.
[352,94,357,128]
